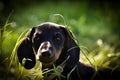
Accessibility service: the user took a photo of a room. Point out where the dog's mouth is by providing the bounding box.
[36,50,56,63]
[38,55,56,69]
[39,56,56,63]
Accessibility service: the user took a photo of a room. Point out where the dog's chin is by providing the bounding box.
[39,55,56,62]
[39,57,57,69]
[41,61,54,69]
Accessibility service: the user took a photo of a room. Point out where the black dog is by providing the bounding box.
[17,22,120,80]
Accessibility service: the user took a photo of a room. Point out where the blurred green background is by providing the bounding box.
[0,0,120,80]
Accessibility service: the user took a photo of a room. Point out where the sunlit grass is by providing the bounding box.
[80,39,120,70]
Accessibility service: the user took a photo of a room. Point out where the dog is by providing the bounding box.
[17,22,120,80]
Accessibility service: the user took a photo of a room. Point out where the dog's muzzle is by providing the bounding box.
[36,41,55,63]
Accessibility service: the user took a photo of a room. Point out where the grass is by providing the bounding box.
[0,2,120,80]
[1,16,119,80]
[80,40,120,70]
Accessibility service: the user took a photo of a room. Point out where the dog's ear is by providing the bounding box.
[60,26,80,68]
[17,27,36,69]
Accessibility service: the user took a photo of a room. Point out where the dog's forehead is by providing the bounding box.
[36,22,63,33]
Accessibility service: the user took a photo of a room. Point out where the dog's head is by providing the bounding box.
[17,22,80,69]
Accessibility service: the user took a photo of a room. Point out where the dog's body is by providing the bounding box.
[17,22,120,80]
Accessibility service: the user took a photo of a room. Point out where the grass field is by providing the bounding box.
[0,1,120,80]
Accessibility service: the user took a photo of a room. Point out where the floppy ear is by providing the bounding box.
[17,27,36,69]
[60,26,80,68]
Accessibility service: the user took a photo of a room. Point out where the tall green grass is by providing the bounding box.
[1,2,120,79]
[0,20,120,80]
[9,18,120,80]
[0,13,43,80]
[80,39,120,70]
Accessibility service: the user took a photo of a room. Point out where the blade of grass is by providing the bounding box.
[8,29,29,80]
[67,65,77,80]
[53,14,67,26]
[0,10,13,55]
[9,28,29,69]
[80,46,94,67]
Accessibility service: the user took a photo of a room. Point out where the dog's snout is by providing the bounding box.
[40,42,52,57]
[41,50,51,57]
[37,41,53,58]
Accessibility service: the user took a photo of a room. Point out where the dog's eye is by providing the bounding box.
[53,32,62,42]
[33,33,41,42]
[34,35,40,41]
[56,36,61,41]
[34,36,39,41]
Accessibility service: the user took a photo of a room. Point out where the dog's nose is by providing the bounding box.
[41,50,51,57]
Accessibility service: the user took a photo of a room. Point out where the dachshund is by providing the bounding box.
[17,22,120,80]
